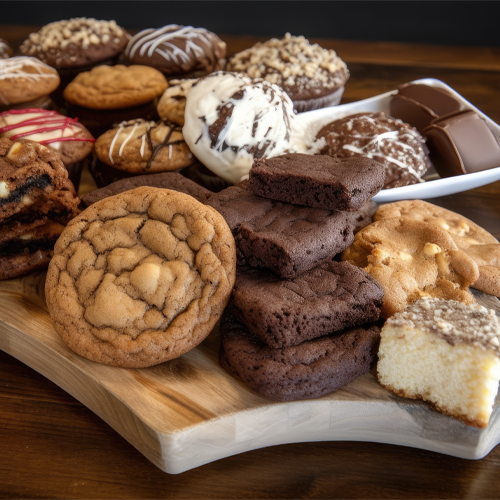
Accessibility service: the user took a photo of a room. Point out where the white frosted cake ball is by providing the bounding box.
[183,71,308,184]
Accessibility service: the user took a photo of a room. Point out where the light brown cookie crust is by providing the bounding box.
[341,217,479,318]
[63,65,168,110]
[45,187,236,368]
[374,200,500,297]
[156,79,196,126]
[94,119,194,172]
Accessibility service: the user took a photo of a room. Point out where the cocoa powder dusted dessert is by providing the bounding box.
[227,33,349,113]
[45,187,236,368]
[317,111,431,188]
[0,57,60,111]
[125,25,226,79]
[377,298,500,428]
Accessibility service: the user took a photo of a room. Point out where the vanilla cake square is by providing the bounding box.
[377,297,500,428]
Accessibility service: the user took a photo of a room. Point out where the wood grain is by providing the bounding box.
[2,26,500,498]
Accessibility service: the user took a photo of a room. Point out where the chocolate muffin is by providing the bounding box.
[317,111,431,188]
[227,33,349,113]
[125,25,226,79]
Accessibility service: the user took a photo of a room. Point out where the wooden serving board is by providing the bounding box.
[1,272,500,474]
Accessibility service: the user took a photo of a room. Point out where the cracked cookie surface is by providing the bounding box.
[45,186,236,367]
[341,217,479,318]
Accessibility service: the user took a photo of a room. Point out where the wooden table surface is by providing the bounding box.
[2,25,500,499]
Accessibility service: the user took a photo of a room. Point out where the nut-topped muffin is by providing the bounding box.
[227,33,349,113]
[0,38,13,60]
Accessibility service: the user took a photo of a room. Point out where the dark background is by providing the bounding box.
[2,1,500,47]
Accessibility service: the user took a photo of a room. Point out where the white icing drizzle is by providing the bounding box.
[140,133,146,157]
[118,121,139,158]
[168,144,172,159]
[126,25,215,66]
[109,122,126,165]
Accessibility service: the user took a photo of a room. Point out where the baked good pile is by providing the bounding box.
[1,20,500,429]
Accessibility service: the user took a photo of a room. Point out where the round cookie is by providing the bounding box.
[125,25,226,78]
[95,119,193,172]
[374,199,500,297]
[157,79,196,126]
[19,18,130,70]
[0,57,60,110]
[45,187,236,368]
[227,33,349,113]
[63,64,168,110]
[316,111,430,188]
[341,217,480,318]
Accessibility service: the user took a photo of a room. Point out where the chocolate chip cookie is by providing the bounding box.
[45,187,236,368]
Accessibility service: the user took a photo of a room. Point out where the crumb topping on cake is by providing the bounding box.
[227,33,348,98]
[387,298,500,354]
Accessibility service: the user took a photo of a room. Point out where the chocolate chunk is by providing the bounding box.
[232,261,383,348]
[423,110,500,177]
[219,309,381,401]
[249,153,385,211]
[207,183,376,278]
[390,83,461,132]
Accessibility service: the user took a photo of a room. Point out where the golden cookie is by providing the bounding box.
[94,119,195,173]
[374,200,500,297]
[157,79,196,126]
[341,218,479,318]
[63,65,168,110]
[45,187,236,368]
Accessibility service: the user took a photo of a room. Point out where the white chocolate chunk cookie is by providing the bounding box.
[374,200,500,298]
[341,217,479,318]
[45,187,236,368]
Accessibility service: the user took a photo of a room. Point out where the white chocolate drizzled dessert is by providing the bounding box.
[378,297,500,428]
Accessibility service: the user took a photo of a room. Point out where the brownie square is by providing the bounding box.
[207,184,376,278]
[219,310,381,402]
[232,261,384,348]
[249,153,385,211]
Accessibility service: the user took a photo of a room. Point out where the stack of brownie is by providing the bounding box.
[0,138,80,280]
[207,153,387,401]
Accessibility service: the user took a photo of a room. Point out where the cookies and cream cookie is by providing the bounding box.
[374,200,500,297]
[157,79,196,126]
[0,57,60,108]
[19,18,130,70]
[377,298,500,428]
[125,25,226,78]
[317,111,431,188]
[45,187,236,368]
[341,217,480,318]
[63,65,168,110]
[227,33,349,113]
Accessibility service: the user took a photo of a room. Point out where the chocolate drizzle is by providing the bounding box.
[145,120,185,170]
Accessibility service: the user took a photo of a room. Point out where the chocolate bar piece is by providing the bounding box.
[390,83,461,133]
[423,110,500,177]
